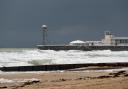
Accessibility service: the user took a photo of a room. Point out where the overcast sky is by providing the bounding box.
[0,0,128,47]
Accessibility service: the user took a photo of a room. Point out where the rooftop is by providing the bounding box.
[70,40,85,44]
[112,37,128,40]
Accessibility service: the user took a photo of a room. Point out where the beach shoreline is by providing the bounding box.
[0,67,128,89]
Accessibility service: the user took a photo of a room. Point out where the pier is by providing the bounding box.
[37,27,128,51]
[37,45,128,51]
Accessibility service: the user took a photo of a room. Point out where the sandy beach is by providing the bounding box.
[0,67,128,89]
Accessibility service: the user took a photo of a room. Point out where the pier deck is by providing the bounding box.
[37,45,128,51]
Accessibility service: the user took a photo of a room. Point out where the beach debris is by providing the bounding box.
[75,70,128,81]
[0,78,40,88]
[109,70,128,77]
[19,78,40,88]
[0,86,7,89]
[97,75,111,79]
[51,78,69,82]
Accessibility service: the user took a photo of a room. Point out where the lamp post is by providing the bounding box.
[41,25,48,45]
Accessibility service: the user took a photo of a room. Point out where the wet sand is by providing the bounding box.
[0,67,128,89]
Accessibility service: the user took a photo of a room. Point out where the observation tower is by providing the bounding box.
[41,25,48,45]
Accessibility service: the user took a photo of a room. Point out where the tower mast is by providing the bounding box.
[41,25,48,45]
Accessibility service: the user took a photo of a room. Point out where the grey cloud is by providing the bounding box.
[0,0,128,47]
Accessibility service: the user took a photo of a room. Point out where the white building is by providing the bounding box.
[69,40,86,46]
[69,40,103,46]
[69,31,128,46]
[102,31,128,46]
[102,31,113,46]
[112,37,128,46]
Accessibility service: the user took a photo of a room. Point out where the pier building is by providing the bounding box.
[69,31,128,46]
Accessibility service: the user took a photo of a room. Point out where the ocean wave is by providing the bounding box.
[0,48,128,67]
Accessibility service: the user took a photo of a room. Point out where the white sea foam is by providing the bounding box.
[0,78,40,83]
[0,48,128,67]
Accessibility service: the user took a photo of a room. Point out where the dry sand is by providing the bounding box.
[0,68,128,89]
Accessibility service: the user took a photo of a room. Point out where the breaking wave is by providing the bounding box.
[0,48,128,67]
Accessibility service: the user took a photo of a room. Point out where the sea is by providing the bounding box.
[0,48,128,67]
